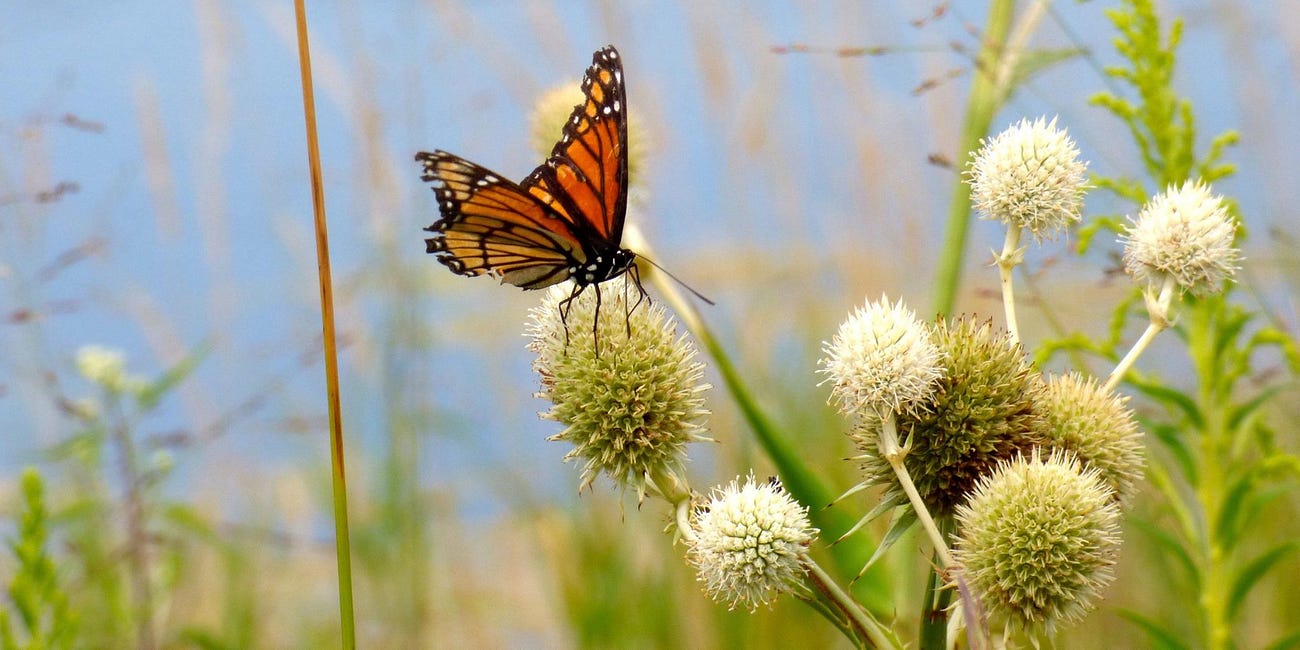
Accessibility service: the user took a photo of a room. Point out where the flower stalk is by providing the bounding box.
[877,413,954,570]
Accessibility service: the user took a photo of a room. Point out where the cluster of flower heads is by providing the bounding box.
[819,295,1140,632]
[520,112,1244,634]
[811,115,1242,635]
[528,276,816,610]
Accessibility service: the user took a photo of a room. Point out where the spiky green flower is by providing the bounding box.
[1038,373,1145,503]
[1122,180,1239,296]
[954,449,1121,634]
[530,84,648,183]
[819,295,944,418]
[687,475,816,611]
[527,276,711,497]
[851,317,1046,515]
[968,117,1089,242]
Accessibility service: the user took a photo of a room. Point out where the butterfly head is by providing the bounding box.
[574,248,636,287]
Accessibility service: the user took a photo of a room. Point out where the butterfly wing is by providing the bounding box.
[522,45,628,249]
[418,150,584,290]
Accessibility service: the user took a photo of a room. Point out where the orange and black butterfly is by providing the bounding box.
[417,45,640,339]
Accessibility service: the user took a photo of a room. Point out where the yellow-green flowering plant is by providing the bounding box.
[459,2,1292,647]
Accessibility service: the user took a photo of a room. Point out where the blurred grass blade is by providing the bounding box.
[136,340,211,411]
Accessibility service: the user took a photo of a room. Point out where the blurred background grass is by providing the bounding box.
[2,1,1298,647]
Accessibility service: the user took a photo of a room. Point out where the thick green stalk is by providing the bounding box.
[930,0,1017,317]
[1188,300,1231,650]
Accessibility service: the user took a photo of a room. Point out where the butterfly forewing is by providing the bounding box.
[523,45,628,247]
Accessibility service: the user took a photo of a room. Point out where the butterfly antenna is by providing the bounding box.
[636,255,715,306]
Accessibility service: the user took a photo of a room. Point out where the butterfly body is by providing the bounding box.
[418,46,634,298]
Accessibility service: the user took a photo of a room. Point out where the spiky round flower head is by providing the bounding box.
[1038,373,1145,503]
[851,317,1047,515]
[954,449,1121,634]
[819,295,944,418]
[968,117,1089,241]
[530,84,648,184]
[527,276,711,497]
[687,475,816,611]
[1122,180,1239,296]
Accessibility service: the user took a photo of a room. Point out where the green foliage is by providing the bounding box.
[38,344,225,648]
[1040,0,1300,647]
[1089,0,1237,192]
[1,470,77,650]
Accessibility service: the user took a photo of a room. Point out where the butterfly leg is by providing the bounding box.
[626,265,649,332]
[557,282,588,352]
[591,281,604,357]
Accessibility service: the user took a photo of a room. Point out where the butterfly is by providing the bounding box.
[417,45,642,347]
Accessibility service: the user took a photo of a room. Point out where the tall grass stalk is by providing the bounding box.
[292,1,356,646]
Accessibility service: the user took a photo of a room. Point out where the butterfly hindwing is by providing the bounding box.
[419,150,584,289]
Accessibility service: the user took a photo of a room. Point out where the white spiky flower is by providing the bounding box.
[1122,180,1240,296]
[687,475,816,611]
[819,296,944,418]
[968,117,1089,241]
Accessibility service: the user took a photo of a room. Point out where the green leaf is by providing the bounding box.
[1227,385,1282,432]
[854,506,917,580]
[1227,541,1300,621]
[1128,376,1204,430]
[1075,213,1129,255]
[1215,470,1256,548]
[1146,421,1197,484]
[1008,47,1087,88]
[1129,517,1199,586]
[1115,609,1190,649]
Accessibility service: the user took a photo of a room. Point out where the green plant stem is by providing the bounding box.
[918,543,955,650]
[931,0,1017,316]
[995,226,1024,345]
[878,414,953,570]
[293,1,356,647]
[805,557,899,649]
[1188,300,1231,650]
[1104,276,1176,392]
[108,397,156,650]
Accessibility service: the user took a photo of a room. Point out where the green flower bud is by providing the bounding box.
[527,277,710,497]
[852,317,1047,515]
[1038,373,1144,503]
[954,449,1122,633]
